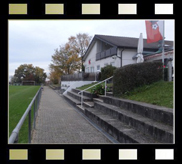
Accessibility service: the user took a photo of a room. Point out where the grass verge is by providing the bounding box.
[121,81,173,108]
[77,82,112,92]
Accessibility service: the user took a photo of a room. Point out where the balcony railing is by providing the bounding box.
[96,47,117,61]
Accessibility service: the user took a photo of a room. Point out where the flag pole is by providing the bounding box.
[162,20,165,65]
[162,20,165,80]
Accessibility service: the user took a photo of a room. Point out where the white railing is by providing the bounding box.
[78,76,113,108]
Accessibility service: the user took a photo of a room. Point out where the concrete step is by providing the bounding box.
[83,101,94,108]
[67,91,92,102]
[72,88,80,94]
[93,98,103,103]
[102,96,173,126]
[72,88,98,99]
[94,101,173,143]
[64,88,173,143]
[76,105,85,113]
[106,92,113,97]
[63,94,81,106]
[63,94,86,113]
[85,107,158,143]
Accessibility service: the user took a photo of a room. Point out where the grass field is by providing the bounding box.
[9,85,40,143]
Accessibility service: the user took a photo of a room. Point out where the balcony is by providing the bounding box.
[96,47,117,61]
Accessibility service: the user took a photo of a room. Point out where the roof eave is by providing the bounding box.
[95,35,117,47]
[83,35,119,61]
[83,39,96,61]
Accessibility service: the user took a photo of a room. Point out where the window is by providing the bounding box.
[104,63,108,67]
[86,67,89,72]
[110,62,115,66]
[97,65,100,71]
[91,67,94,73]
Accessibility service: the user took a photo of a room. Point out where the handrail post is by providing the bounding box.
[78,76,113,107]
[33,100,36,129]
[28,110,31,143]
[38,91,40,108]
[36,94,38,118]
[81,92,83,108]
[105,80,106,96]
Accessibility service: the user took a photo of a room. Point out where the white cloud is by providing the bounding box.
[9,19,174,78]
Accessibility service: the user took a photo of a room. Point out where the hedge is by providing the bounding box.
[100,65,117,81]
[113,61,163,96]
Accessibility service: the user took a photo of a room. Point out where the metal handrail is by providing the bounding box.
[78,76,113,108]
[9,86,43,144]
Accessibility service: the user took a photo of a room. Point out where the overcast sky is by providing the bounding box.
[9,19,174,79]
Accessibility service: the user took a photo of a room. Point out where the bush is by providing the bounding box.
[164,67,168,81]
[101,65,117,81]
[91,84,105,95]
[113,61,163,96]
[96,72,101,81]
[90,83,111,95]
[83,73,89,79]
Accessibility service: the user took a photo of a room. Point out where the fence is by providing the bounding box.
[61,72,96,81]
[9,86,43,144]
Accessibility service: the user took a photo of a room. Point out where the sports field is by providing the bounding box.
[9,85,40,143]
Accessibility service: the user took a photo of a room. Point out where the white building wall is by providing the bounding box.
[96,56,120,70]
[62,81,94,95]
[84,41,97,73]
[84,44,138,72]
[121,49,137,66]
[84,44,121,72]
[85,55,121,72]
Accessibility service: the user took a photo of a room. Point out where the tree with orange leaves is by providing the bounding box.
[67,33,92,72]
[49,33,92,84]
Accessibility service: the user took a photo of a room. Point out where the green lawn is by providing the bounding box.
[77,80,173,108]
[77,82,113,92]
[9,85,40,143]
[121,81,173,108]
[76,82,98,92]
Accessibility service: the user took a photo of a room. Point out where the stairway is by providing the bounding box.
[63,88,173,144]
[63,88,96,112]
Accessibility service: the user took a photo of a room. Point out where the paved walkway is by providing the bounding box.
[32,86,111,144]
